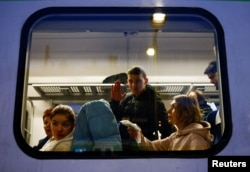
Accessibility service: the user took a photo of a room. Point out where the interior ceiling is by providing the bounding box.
[31,11,215,59]
[31,31,214,53]
[27,11,218,101]
[31,11,215,56]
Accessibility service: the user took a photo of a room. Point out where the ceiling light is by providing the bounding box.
[146,47,155,56]
[152,13,166,24]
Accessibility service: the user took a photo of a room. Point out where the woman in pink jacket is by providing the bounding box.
[128,94,213,151]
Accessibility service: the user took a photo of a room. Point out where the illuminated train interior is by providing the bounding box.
[18,8,227,156]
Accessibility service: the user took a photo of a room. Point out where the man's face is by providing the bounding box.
[207,72,218,90]
[127,74,148,96]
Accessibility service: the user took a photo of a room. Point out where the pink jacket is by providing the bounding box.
[139,121,213,151]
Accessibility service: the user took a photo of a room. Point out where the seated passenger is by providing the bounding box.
[71,99,122,152]
[40,104,76,151]
[188,89,214,117]
[127,95,213,151]
[33,107,53,150]
[188,89,222,145]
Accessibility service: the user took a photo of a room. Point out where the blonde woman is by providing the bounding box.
[128,94,213,151]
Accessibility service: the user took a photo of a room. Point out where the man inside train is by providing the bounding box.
[109,66,173,151]
[204,60,219,90]
[204,60,222,144]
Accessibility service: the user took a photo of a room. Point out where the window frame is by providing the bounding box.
[14,7,232,159]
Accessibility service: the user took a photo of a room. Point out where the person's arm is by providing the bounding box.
[139,135,171,151]
[128,125,171,151]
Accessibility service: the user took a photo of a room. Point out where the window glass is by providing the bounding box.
[14,7,231,158]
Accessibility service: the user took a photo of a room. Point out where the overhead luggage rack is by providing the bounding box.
[150,83,191,96]
[32,84,122,98]
[30,83,218,101]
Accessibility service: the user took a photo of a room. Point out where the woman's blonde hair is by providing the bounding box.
[173,94,201,127]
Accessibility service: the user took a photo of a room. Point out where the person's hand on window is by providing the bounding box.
[111,80,126,101]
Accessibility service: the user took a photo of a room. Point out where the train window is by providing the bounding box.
[14,7,231,159]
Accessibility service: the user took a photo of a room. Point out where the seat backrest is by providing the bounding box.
[71,99,122,152]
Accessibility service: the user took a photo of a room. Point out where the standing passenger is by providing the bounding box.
[110,66,173,150]
[204,60,219,90]
[204,60,222,144]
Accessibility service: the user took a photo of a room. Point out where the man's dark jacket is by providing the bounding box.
[110,84,173,141]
